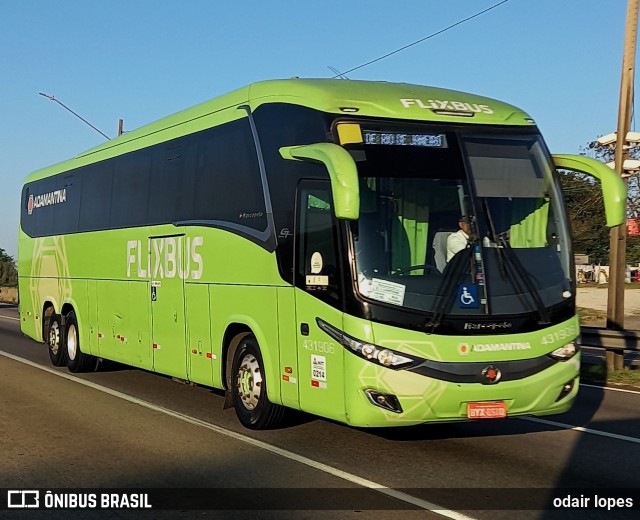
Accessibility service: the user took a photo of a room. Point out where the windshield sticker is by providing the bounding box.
[306,275,328,289]
[457,284,479,309]
[369,278,406,306]
[310,252,323,274]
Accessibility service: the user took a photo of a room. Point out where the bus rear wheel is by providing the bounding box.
[46,313,67,367]
[231,336,285,430]
[65,311,96,373]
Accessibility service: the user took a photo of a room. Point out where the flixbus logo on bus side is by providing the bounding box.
[400,98,494,114]
[126,237,203,280]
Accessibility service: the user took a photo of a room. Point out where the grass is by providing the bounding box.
[581,363,640,389]
[577,306,607,327]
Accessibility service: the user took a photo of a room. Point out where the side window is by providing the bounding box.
[194,117,267,231]
[112,149,151,228]
[296,182,340,303]
[79,160,113,232]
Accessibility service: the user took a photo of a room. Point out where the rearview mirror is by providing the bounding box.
[553,154,626,227]
[280,143,360,220]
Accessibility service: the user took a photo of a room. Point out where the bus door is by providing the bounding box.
[149,232,187,379]
[294,181,346,422]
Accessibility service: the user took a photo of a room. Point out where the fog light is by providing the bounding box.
[555,378,576,402]
[364,389,403,413]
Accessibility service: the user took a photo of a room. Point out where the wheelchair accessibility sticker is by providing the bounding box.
[457,284,478,308]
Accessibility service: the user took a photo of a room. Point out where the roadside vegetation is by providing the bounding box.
[0,247,17,287]
[0,247,18,304]
[581,363,640,389]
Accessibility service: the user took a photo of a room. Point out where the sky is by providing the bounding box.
[0,0,637,259]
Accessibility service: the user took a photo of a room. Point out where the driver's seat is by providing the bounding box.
[432,231,452,273]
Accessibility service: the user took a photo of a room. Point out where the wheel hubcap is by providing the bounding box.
[67,324,78,360]
[236,353,262,410]
[49,321,60,355]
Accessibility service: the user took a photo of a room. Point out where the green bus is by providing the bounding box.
[19,79,625,429]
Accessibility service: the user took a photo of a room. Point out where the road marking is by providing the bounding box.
[581,382,640,395]
[0,349,474,520]
[521,417,640,444]
[0,315,20,321]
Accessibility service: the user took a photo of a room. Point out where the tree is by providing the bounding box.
[558,139,640,265]
[0,248,17,287]
[559,169,610,264]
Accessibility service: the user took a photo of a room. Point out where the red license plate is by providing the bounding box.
[467,401,507,419]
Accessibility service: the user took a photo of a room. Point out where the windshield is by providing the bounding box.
[347,127,572,319]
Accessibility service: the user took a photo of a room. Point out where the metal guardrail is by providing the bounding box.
[581,326,640,351]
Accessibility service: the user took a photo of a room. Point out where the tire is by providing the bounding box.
[46,313,67,367]
[231,335,286,430]
[65,311,96,373]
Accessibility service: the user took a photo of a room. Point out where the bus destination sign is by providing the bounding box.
[363,131,447,148]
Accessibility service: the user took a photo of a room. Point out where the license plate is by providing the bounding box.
[467,401,507,419]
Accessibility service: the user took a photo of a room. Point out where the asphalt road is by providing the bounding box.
[1,303,639,520]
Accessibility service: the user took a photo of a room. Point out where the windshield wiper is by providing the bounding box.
[498,237,551,325]
[481,199,550,325]
[426,245,473,332]
[482,199,507,278]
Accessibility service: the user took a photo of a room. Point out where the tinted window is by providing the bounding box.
[79,160,113,232]
[253,104,333,282]
[111,149,152,228]
[193,118,266,230]
[21,115,268,238]
[296,182,341,305]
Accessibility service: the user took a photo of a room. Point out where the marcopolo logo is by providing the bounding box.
[27,189,67,215]
[464,321,513,331]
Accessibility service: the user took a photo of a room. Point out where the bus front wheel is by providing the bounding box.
[65,311,96,373]
[231,336,285,430]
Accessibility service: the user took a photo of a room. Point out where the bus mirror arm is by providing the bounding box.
[552,154,627,227]
[280,143,360,220]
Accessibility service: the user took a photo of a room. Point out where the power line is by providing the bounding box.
[333,0,512,78]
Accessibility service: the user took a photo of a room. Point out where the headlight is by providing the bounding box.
[316,318,418,369]
[550,341,579,360]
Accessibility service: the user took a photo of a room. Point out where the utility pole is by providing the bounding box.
[606,0,638,371]
[38,92,112,140]
[118,118,124,137]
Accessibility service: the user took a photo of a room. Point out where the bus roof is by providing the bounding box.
[25,78,534,183]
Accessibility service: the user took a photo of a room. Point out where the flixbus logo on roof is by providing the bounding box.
[400,98,494,115]
[126,237,203,280]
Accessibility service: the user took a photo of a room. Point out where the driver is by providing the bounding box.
[446,216,471,262]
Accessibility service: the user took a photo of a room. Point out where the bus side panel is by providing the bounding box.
[87,280,99,355]
[96,280,151,370]
[210,285,281,404]
[276,286,300,409]
[294,289,346,423]
[18,273,39,341]
[18,236,70,341]
[186,282,214,386]
[128,280,152,369]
